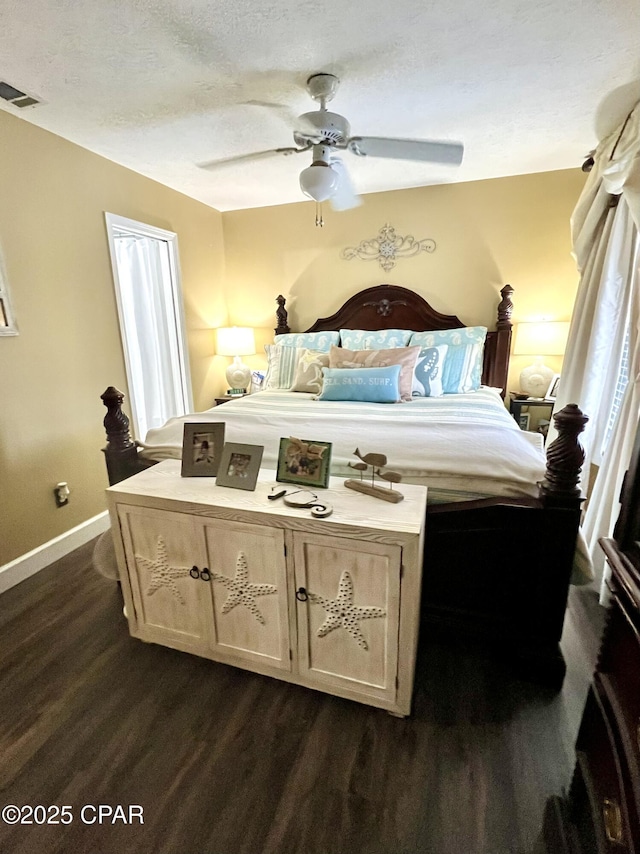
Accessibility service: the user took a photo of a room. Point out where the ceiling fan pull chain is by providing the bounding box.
[315,202,324,228]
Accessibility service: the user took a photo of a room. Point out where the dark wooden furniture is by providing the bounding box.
[101,283,588,686]
[276,283,515,396]
[539,418,640,852]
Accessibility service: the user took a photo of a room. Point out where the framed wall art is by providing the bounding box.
[181,423,225,477]
[276,436,332,489]
[215,442,263,491]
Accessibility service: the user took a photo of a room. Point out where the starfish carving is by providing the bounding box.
[307,570,386,651]
[136,536,191,604]
[212,552,277,625]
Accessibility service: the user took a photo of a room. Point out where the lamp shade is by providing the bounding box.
[513,321,570,356]
[299,163,340,202]
[215,326,255,357]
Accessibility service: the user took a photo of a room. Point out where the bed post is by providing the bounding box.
[540,404,589,501]
[100,387,147,485]
[482,284,513,396]
[275,295,290,335]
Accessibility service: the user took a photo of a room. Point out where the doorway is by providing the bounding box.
[105,213,193,440]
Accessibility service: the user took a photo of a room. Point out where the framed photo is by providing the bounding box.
[546,374,561,400]
[276,437,332,489]
[518,412,530,431]
[181,423,225,477]
[216,442,263,491]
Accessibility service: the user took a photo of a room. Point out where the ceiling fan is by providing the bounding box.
[199,73,464,218]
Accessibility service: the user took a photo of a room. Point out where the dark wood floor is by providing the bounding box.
[0,541,605,854]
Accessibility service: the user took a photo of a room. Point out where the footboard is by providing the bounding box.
[100,386,588,686]
[423,404,588,687]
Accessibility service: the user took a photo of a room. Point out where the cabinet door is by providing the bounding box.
[117,505,214,653]
[201,519,291,672]
[293,532,401,705]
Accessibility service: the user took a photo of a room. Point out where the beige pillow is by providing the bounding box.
[329,344,421,402]
[291,349,330,393]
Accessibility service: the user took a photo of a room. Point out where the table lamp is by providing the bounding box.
[216,326,256,394]
[513,321,570,397]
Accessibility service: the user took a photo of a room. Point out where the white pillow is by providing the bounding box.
[263,345,304,390]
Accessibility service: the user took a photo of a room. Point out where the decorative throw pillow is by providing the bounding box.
[329,344,420,402]
[274,331,339,352]
[263,344,304,390]
[318,365,402,403]
[409,327,487,393]
[412,345,449,397]
[290,349,330,394]
[339,328,413,350]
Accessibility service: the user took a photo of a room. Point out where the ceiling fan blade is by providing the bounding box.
[328,157,362,211]
[347,136,464,166]
[197,145,310,171]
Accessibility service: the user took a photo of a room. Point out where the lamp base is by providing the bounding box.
[520,360,554,398]
[225,357,251,393]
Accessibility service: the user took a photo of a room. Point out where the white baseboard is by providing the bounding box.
[0,512,111,596]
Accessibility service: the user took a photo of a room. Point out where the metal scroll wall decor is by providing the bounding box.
[341,223,436,272]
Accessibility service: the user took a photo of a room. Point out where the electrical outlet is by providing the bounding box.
[54,482,70,507]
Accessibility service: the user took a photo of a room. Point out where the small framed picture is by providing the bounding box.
[518,412,530,431]
[181,423,225,477]
[276,437,332,489]
[216,442,263,491]
[546,374,561,400]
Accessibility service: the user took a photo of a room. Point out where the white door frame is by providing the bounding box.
[104,213,193,439]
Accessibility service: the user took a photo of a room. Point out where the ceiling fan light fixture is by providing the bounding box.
[299,162,340,202]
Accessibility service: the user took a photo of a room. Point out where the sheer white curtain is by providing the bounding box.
[114,234,189,438]
[552,100,640,586]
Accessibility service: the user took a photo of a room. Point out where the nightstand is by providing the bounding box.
[509,393,554,437]
[214,395,244,406]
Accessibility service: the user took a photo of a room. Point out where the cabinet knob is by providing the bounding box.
[602,797,623,844]
[200,567,211,582]
[190,566,200,579]
[295,587,308,602]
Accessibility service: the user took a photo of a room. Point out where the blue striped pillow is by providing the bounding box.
[409,327,487,393]
[263,344,304,390]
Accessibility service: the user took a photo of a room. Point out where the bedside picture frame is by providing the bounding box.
[216,442,263,491]
[546,374,561,400]
[181,423,225,477]
[276,437,332,489]
[518,413,530,431]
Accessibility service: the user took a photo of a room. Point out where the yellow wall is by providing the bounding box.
[222,168,585,388]
[0,103,585,568]
[0,109,226,566]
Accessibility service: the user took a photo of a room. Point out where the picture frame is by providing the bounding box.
[181,423,225,477]
[215,442,263,491]
[546,373,561,400]
[518,412,530,431]
[276,437,332,489]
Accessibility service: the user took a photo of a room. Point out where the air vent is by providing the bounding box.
[0,81,41,108]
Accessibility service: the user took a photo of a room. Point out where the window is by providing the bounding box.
[105,214,193,440]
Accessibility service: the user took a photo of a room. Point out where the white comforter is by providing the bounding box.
[141,387,547,501]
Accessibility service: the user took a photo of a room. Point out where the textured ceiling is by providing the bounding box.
[0,0,638,211]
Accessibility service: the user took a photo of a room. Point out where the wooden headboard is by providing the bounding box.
[275,283,514,396]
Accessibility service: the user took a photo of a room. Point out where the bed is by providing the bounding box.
[100,283,589,686]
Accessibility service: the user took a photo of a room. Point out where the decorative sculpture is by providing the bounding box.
[344,448,404,503]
